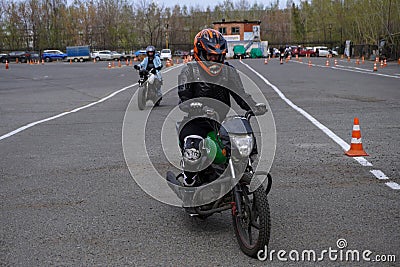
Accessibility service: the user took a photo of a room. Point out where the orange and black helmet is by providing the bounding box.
[193,29,227,76]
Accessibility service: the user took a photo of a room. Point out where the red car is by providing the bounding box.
[298,47,316,57]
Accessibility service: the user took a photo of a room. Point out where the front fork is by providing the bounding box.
[230,159,246,216]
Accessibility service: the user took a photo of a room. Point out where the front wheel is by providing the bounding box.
[137,85,147,110]
[232,184,270,258]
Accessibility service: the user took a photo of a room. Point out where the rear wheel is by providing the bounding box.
[232,184,270,258]
[138,85,147,110]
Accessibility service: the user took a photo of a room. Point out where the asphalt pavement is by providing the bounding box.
[0,57,399,266]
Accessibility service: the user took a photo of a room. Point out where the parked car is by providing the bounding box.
[314,46,338,57]
[298,47,316,57]
[111,51,124,61]
[289,46,299,56]
[160,49,172,61]
[31,52,41,62]
[1,51,32,63]
[41,50,67,62]
[0,53,7,62]
[91,50,113,61]
[174,50,189,58]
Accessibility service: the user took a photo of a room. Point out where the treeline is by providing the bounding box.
[0,0,399,55]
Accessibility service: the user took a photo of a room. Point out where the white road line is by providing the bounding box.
[294,60,400,79]
[240,60,397,190]
[0,83,137,141]
[370,170,389,180]
[385,182,400,190]
[0,65,181,141]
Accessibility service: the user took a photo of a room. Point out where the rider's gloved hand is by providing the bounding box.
[134,65,140,70]
[253,103,267,116]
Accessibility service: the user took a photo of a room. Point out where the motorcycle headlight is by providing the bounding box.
[231,134,254,157]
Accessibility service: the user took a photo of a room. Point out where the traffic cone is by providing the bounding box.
[280,57,283,64]
[375,56,379,63]
[108,62,111,69]
[165,59,171,67]
[308,60,312,68]
[383,59,387,67]
[373,62,378,71]
[112,61,115,68]
[70,59,72,64]
[93,58,96,63]
[325,59,330,66]
[356,59,360,65]
[345,117,368,157]
[118,60,122,67]
[16,58,19,64]
[126,59,129,66]
[264,58,268,64]
[398,57,400,64]
[334,59,338,66]
[380,60,383,68]
[42,59,44,65]
[361,56,365,64]
[5,60,9,70]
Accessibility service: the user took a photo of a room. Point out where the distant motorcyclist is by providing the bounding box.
[177,28,266,186]
[134,45,163,106]
[279,45,285,64]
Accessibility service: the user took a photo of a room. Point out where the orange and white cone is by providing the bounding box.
[345,117,368,157]
[308,60,312,68]
[334,59,338,66]
[264,58,268,64]
[325,59,330,66]
[5,60,9,70]
[373,62,378,71]
[108,62,111,69]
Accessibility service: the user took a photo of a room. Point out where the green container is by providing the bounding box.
[205,131,226,164]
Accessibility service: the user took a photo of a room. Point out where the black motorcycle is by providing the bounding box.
[166,102,272,258]
[135,67,161,110]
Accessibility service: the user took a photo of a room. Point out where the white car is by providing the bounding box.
[91,50,113,61]
[111,51,124,61]
[160,49,172,61]
[314,46,338,57]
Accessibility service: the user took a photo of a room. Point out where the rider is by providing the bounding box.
[134,45,163,106]
[177,28,266,186]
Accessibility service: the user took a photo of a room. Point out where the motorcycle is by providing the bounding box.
[135,67,161,110]
[166,101,272,258]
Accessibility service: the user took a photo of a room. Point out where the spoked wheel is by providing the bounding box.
[232,184,270,258]
[137,85,147,110]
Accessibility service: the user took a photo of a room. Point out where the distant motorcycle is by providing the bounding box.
[135,67,161,110]
[166,101,272,258]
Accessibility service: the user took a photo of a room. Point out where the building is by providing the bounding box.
[213,19,268,58]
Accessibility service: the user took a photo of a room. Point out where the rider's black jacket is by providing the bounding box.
[177,61,257,119]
